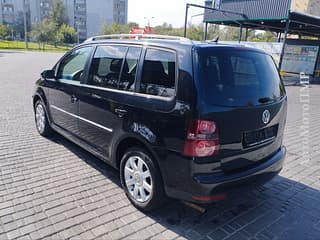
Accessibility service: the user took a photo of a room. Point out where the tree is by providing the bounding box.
[100,22,138,35]
[0,24,10,40]
[50,0,68,28]
[249,31,276,42]
[58,24,77,44]
[48,0,68,46]
[217,26,240,41]
[186,24,204,40]
[30,19,55,50]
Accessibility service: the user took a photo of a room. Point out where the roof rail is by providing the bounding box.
[84,34,192,42]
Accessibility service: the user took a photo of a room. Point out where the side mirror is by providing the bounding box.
[41,70,56,79]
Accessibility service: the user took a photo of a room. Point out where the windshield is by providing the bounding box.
[196,48,285,107]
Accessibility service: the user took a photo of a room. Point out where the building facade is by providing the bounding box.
[205,0,320,23]
[1,0,128,42]
[64,0,87,42]
[291,0,320,16]
[0,0,15,25]
[113,0,128,25]
[86,0,127,38]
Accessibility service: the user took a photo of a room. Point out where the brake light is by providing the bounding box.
[184,120,219,157]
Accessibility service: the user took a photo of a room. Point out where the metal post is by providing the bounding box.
[277,32,281,42]
[238,25,243,43]
[184,4,189,38]
[183,3,246,39]
[245,28,248,41]
[204,22,208,41]
[23,0,28,49]
[279,20,290,71]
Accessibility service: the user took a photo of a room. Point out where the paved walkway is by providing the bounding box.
[0,51,320,240]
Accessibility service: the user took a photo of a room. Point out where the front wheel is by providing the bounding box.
[120,148,166,211]
[34,100,52,137]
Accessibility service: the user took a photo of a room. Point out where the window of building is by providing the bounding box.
[119,47,142,92]
[140,49,176,98]
[57,47,93,82]
[88,45,127,89]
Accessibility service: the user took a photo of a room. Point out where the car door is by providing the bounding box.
[49,46,93,136]
[77,44,129,158]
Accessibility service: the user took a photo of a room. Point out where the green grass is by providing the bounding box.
[0,40,72,52]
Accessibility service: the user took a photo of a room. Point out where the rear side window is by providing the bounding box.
[88,45,127,89]
[119,47,142,92]
[140,49,176,98]
[197,48,285,107]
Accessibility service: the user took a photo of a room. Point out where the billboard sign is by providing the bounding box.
[281,45,319,75]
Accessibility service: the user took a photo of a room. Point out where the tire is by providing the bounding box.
[34,100,52,137]
[120,147,166,211]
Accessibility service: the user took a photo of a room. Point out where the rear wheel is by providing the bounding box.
[34,100,52,137]
[120,148,166,211]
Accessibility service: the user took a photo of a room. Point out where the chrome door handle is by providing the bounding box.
[115,108,127,117]
[71,95,78,103]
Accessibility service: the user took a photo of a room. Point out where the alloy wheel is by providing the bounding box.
[35,103,46,134]
[124,155,153,203]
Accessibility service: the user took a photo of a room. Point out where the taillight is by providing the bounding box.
[184,120,219,157]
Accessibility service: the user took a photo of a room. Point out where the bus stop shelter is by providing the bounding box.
[184,0,320,82]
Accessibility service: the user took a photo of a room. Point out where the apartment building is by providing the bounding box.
[86,0,128,38]
[64,0,87,42]
[0,0,15,25]
[1,0,128,42]
[29,0,51,24]
[291,0,320,16]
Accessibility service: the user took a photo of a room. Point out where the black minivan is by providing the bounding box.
[33,35,287,211]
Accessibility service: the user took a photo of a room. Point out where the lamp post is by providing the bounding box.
[144,17,154,27]
[74,18,80,45]
[23,0,28,49]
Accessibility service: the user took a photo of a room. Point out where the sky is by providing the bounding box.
[128,0,206,28]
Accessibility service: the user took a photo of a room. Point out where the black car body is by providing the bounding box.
[33,35,287,211]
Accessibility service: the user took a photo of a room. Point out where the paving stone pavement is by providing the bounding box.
[0,51,320,240]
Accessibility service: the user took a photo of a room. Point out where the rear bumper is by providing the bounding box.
[164,146,286,203]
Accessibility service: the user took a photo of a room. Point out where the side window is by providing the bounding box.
[88,45,127,89]
[119,47,142,92]
[57,47,92,81]
[140,49,176,98]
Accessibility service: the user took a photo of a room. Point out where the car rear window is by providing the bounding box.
[196,48,285,107]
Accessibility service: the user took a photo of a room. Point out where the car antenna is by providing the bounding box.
[207,35,219,44]
[212,36,219,43]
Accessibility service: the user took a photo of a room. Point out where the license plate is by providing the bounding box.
[243,125,278,148]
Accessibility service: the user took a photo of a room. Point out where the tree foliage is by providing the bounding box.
[101,22,139,35]
[0,24,11,40]
[30,19,55,50]
[31,0,75,48]
[58,24,77,44]
[50,0,68,28]
[100,22,275,42]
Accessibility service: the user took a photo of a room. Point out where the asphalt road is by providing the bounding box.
[0,51,320,240]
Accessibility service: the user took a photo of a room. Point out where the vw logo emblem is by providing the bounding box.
[262,110,271,124]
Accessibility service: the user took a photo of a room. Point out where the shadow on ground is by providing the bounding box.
[49,133,320,240]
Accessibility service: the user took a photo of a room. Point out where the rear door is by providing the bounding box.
[195,47,287,171]
[77,45,130,158]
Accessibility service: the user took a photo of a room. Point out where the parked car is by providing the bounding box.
[33,34,287,211]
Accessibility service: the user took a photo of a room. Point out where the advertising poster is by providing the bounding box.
[281,45,319,75]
